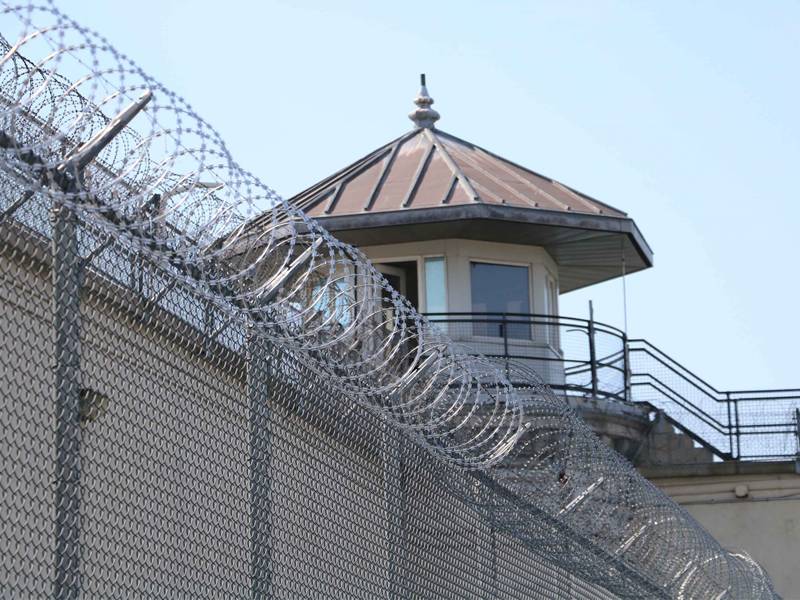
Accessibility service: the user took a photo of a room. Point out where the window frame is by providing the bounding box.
[468,258,534,316]
[421,255,447,315]
[468,259,534,341]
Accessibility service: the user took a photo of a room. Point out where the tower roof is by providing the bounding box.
[293,126,628,219]
[265,78,653,292]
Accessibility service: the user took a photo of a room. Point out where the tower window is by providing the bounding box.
[470,262,530,339]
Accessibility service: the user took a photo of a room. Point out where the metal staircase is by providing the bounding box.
[425,312,800,462]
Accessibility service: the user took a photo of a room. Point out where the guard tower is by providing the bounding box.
[289,75,657,452]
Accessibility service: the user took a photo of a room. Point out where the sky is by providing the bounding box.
[53,0,800,389]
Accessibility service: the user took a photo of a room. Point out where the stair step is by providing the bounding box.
[636,410,719,466]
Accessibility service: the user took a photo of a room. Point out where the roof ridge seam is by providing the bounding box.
[401,138,436,208]
[429,129,627,216]
[288,130,420,209]
[324,180,346,214]
[551,180,603,215]
[295,147,391,212]
[465,175,507,205]
[472,146,571,211]
[363,138,404,212]
[440,175,458,205]
[424,128,480,202]
[445,141,540,208]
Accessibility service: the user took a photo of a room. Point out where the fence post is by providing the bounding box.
[52,201,82,600]
[384,423,407,600]
[588,301,599,398]
[733,397,741,460]
[247,328,273,599]
[726,392,734,458]
[502,313,509,376]
[794,408,800,458]
[486,488,497,600]
[622,332,630,402]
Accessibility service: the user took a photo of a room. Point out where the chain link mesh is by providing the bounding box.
[0,3,779,598]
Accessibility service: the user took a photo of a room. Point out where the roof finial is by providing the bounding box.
[409,73,440,129]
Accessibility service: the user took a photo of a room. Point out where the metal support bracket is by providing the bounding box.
[258,237,323,305]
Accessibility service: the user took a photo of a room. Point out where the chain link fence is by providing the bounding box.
[2,192,637,598]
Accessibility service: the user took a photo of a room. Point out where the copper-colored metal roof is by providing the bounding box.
[252,78,653,293]
[292,127,628,220]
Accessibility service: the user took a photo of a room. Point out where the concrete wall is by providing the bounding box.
[645,463,800,599]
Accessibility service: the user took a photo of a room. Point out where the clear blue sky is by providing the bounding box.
[59,0,800,389]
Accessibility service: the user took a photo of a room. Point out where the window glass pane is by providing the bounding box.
[424,257,447,314]
[312,273,352,327]
[470,262,530,339]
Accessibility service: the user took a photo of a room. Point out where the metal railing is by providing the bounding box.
[628,339,800,461]
[425,312,800,461]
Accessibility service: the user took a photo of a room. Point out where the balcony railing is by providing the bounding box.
[424,312,800,462]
